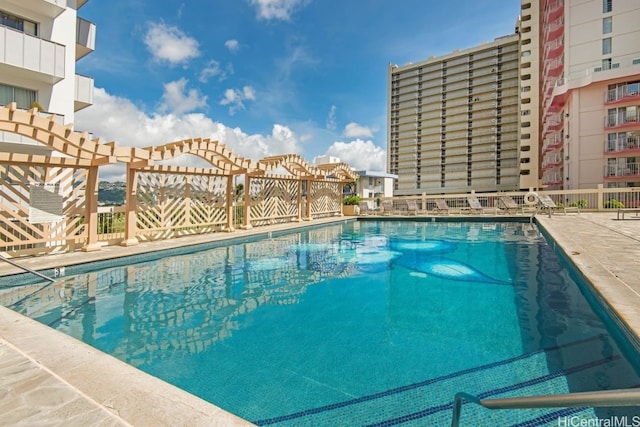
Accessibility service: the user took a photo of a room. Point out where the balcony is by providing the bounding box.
[605,112,640,129]
[605,83,640,104]
[542,152,564,171]
[74,74,94,111]
[605,162,640,179]
[542,171,563,186]
[76,17,96,60]
[544,58,564,78]
[545,19,564,42]
[544,37,564,60]
[543,134,564,153]
[0,26,65,83]
[4,0,66,17]
[605,136,640,154]
[545,0,564,22]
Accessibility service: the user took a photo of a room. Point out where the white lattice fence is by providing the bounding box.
[309,181,340,218]
[249,178,299,226]
[135,172,228,241]
[0,165,87,256]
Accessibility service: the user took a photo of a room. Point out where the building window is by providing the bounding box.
[602,37,612,55]
[0,83,36,109]
[603,0,612,13]
[0,10,38,36]
[603,16,612,34]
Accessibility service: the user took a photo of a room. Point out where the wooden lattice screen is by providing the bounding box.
[0,165,87,256]
[135,172,228,241]
[309,180,341,218]
[248,178,299,227]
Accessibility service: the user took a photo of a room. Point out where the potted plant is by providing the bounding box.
[342,195,362,216]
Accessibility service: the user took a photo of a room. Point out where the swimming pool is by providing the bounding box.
[1,220,638,426]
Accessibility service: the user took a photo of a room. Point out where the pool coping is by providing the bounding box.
[0,214,639,424]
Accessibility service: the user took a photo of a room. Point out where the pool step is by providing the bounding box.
[254,335,624,426]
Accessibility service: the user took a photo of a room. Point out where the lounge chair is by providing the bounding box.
[405,199,423,215]
[381,200,397,215]
[498,195,536,215]
[467,196,498,215]
[358,201,371,216]
[538,194,580,217]
[432,198,451,215]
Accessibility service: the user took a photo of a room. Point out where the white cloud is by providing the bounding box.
[249,0,311,21]
[160,78,208,114]
[144,22,199,65]
[198,60,232,83]
[343,122,373,138]
[225,39,240,52]
[326,105,337,131]
[74,88,301,180]
[322,139,386,171]
[220,85,257,115]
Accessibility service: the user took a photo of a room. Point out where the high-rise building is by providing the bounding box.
[537,0,640,189]
[0,0,94,148]
[388,35,521,196]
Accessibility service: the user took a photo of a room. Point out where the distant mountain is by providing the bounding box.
[98,181,126,205]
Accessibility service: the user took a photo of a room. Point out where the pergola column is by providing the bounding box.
[304,178,312,220]
[241,174,252,229]
[224,175,235,232]
[294,179,303,222]
[82,166,101,252]
[121,165,139,247]
[338,182,344,217]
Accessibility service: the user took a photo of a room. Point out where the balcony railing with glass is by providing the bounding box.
[605,135,639,153]
[605,162,640,178]
[0,25,65,82]
[543,134,564,153]
[542,171,563,185]
[605,83,640,104]
[605,112,640,128]
[542,152,563,170]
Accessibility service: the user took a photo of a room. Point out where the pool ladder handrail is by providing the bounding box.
[0,254,55,283]
[451,388,640,427]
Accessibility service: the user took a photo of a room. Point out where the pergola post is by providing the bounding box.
[223,175,235,232]
[304,178,312,220]
[82,166,101,252]
[121,165,139,247]
[294,179,303,222]
[241,174,252,229]
[338,182,344,217]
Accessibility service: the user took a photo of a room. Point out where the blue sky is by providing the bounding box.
[75,0,520,180]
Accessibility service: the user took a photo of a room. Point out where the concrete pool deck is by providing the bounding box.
[0,213,638,425]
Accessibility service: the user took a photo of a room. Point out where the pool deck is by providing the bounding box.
[0,213,639,425]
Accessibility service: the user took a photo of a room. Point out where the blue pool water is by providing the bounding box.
[1,220,639,426]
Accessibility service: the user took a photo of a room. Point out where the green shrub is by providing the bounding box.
[569,199,587,208]
[343,195,362,205]
[604,199,625,209]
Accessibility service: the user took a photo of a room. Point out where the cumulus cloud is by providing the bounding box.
[198,60,233,83]
[343,122,373,138]
[249,0,311,21]
[159,78,207,114]
[322,139,386,171]
[144,22,199,65]
[225,39,240,52]
[326,105,337,131]
[74,88,303,180]
[220,85,257,115]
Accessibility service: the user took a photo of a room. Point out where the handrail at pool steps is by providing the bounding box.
[450,388,640,427]
[0,254,55,283]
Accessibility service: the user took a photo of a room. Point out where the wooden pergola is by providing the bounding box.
[0,103,358,255]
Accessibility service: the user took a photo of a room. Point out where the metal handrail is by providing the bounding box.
[0,254,55,283]
[451,388,640,427]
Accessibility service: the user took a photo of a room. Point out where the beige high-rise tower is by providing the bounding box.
[388,35,521,196]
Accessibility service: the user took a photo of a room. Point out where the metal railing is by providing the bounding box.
[0,254,54,283]
[451,388,640,427]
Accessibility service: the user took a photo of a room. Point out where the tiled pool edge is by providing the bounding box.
[535,215,640,356]
[0,305,254,426]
